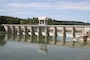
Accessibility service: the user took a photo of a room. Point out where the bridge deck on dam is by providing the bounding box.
[2,24,90,27]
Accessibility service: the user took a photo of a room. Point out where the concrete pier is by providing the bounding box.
[62,27,66,37]
[45,27,49,36]
[72,27,75,38]
[2,25,90,36]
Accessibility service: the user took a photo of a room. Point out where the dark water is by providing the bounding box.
[0,34,90,60]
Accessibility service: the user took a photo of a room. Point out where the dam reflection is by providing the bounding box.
[3,34,90,47]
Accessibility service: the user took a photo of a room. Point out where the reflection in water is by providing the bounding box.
[0,34,6,46]
[0,40,6,46]
[62,36,66,45]
[1,34,89,48]
[37,35,48,53]
[38,44,47,53]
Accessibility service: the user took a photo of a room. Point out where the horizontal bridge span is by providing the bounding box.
[2,24,90,27]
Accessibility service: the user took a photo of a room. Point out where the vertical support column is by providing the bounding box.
[4,25,10,33]
[21,26,25,35]
[25,26,28,35]
[62,27,66,45]
[9,26,12,33]
[62,27,66,37]
[53,27,57,36]
[17,26,19,34]
[45,26,49,36]
[3,26,8,33]
[12,26,14,34]
[14,26,18,34]
[37,26,42,36]
[71,27,76,46]
[10,26,14,34]
[72,27,75,38]
[20,26,22,34]
[17,26,22,34]
[14,26,16,34]
[30,27,34,35]
[11,26,14,34]
[7,26,10,33]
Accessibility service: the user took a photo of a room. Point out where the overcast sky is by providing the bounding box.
[0,0,90,22]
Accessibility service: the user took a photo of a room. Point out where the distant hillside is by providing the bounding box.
[0,15,90,25]
[51,20,90,25]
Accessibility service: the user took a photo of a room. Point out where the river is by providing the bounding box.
[0,34,90,60]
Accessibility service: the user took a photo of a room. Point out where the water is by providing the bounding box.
[0,34,90,60]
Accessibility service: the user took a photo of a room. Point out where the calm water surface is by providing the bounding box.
[0,34,90,60]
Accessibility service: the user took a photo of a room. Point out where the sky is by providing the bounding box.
[0,0,90,23]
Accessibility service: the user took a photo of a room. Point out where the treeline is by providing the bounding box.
[0,16,39,25]
[0,15,90,25]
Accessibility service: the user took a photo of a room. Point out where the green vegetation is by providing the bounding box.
[0,15,90,32]
[0,15,90,25]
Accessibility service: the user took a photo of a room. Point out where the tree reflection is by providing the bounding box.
[0,34,6,46]
[0,40,6,46]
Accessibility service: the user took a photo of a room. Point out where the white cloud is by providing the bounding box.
[0,0,22,2]
[0,8,32,15]
[13,11,32,14]
[5,2,51,8]
[4,1,90,10]
[0,9,20,12]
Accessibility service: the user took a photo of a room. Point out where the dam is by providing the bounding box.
[2,17,90,43]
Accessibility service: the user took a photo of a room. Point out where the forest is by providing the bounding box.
[0,15,90,25]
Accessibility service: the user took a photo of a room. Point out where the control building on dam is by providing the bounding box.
[2,17,90,43]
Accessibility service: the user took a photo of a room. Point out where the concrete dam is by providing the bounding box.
[2,17,90,43]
